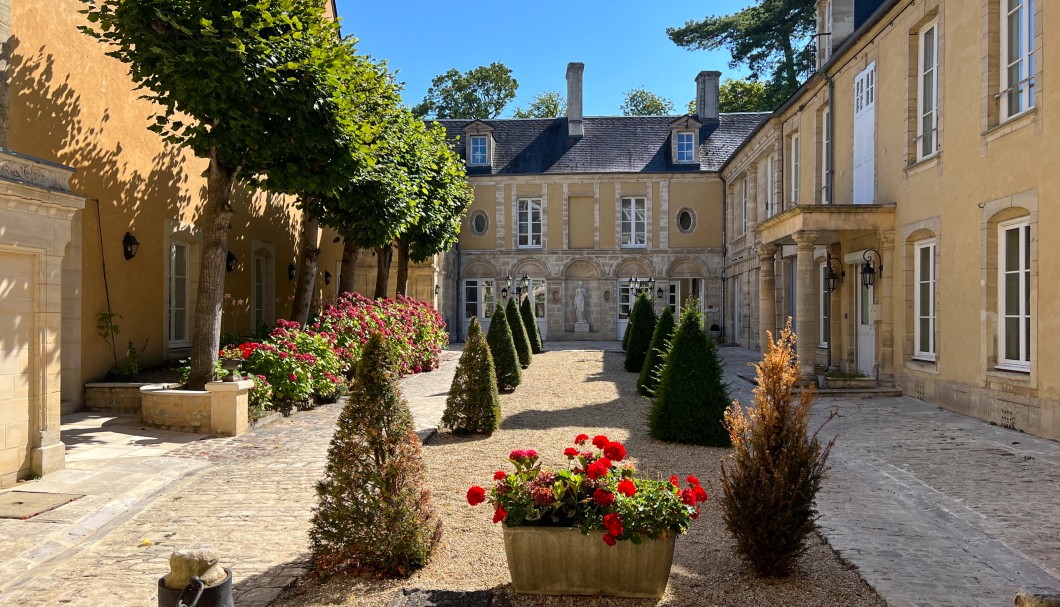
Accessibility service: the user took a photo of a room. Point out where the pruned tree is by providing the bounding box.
[512,90,564,118]
[412,62,518,119]
[485,304,521,391]
[441,318,501,435]
[667,0,817,106]
[620,87,676,116]
[624,293,657,372]
[520,296,543,354]
[506,297,532,368]
[80,0,375,388]
[638,305,674,396]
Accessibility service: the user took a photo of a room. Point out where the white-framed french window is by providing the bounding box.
[469,135,489,165]
[618,282,634,320]
[463,279,496,320]
[620,197,647,247]
[821,109,831,203]
[917,20,940,160]
[517,199,543,248]
[1000,0,1036,120]
[766,154,776,217]
[676,131,695,163]
[668,283,680,314]
[250,240,275,331]
[914,239,937,360]
[819,263,830,347]
[168,242,190,347]
[998,218,1031,371]
[790,134,800,206]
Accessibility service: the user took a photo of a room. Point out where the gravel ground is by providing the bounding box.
[275,347,884,607]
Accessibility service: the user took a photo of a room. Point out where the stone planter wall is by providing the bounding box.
[140,380,252,436]
[503,526,676,598]
[84,382,180,414]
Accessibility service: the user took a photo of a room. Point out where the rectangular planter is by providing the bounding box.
[824,376,877,389]
[503,526,676,598]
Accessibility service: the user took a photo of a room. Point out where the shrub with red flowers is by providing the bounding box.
[317,292,448,377]
[466,433,707,546]
[237,320,344,411]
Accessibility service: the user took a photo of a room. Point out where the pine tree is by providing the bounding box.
[637,305,675,396]
[506,297,532,368]
[624,293,657,372]
[486,304,521,391]
[648,298,731,446]
[520,296,543,354]
[442,318,501,435]
[310,332,440,577]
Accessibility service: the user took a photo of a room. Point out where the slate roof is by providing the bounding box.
[434,113,769,175]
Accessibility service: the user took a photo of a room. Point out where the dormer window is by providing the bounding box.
[469,135,489,165]
[676,132,695,163]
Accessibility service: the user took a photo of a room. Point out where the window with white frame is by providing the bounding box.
[819,263,830,346]
[618,282,634,320]
[676,131,695,163]
[469,135,489,165]
[914,239,936,360]
[741,178,749,233]
[168,242,189,346]
[1001,0,1036,120]
[668,283,679,314]
[998,219,1031,370]
[917,20,939,159]
[790,134,800,206]
[464,279,496,320]
[517,199,543,248]
[531,278,546,320]
[766,154,777,217]
[821,109,831,203]
[620,197,647,247]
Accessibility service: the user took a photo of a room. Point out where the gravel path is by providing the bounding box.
[277,346,883,607]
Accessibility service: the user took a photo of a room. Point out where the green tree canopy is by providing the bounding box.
[620,87,676,116]
[719,78,772,112]
[512,90,564,118]
[667,0,817,106]
[412,62,518,119]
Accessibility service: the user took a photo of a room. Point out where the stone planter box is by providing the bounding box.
[84,382,179,414]
[824,376,877,389]
[140,380,252,436]
[503,526,676,598]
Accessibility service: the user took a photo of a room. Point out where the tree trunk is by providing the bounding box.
[395,240,411,296]
[291,213,320,325]
[374,244,393,299]
[338,240,358,295]
[186,154,241,390]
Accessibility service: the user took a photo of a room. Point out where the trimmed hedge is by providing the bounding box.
[486,304,521,391]
[623,293,657,372]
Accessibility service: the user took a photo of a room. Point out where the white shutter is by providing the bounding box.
[853,62,876,204]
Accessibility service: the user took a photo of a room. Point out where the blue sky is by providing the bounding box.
[333,1,754,117]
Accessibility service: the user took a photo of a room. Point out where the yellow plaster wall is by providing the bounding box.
[459,184,497,250]
[668,179,723,249]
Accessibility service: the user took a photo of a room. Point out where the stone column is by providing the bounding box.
[757,244,778,352]
[878,230,896,386]
[827,243,842,371]
[793,231,818,381]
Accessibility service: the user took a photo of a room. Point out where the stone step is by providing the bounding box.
[735,373,904,398]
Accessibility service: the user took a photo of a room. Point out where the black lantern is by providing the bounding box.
[122,232,139,260]
[435,284,441,295]
[824,254,845,293]
[861,249,882,288]
[656,287,664,300]
[627,275,640,291]
[226,251,237,273]
[645,276,656,293]
[324,271,332,285]
[505,273,514,292]
[518,273,530,296]
[501,287,510,299]
[288,263,296,281]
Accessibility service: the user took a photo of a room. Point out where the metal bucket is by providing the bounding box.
[157,568,234,607]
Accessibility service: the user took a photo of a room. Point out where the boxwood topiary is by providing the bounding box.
[442,318,501,435]
[637,305,674,396]
[506,297,532,368]
[486,304,521,391]
[520,296,543,354]
[623,293,657,372]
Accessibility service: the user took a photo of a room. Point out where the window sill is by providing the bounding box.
[619,244,647,249]
[993,364,1030,374]
[517,244,543,249]
[906,357,939,374]
[905,153,940,176]
[983,108,1037,143]
[985,365,1034,390]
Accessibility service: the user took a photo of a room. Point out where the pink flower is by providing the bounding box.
[288,373,297,381]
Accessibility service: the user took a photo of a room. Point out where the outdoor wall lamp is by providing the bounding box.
[501,287,509,299]
[505,273,514,293]
[435,284,441,296]
[517,273,530,296]
[226,251,237,273]
[861,249,882,288]
[656,287,665,300]
[627,275,640,291]
[122,232,139,260]
[644,276,656,293]
[288,263,297,281]
[824,253,845,293]
[324,271,332,285]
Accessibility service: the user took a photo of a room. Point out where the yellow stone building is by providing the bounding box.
[721,0,1056,440]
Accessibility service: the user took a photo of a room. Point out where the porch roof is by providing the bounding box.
[754,203,896,245]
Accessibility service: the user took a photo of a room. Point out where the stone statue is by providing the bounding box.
[575,282,587,324]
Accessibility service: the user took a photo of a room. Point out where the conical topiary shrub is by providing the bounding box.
[622,318,631,351]
[442,318,501,435]
[310,332,441,577]
[520,296,543,354]
[637,305,675,396]
[486,304,521,391]
[720,320,835,577]
[624,292,657,372]
[506,297,532,369]
[648,298,731,446]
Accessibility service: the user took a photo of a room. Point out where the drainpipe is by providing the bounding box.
[822,70,836,205]
[720,175,727,342]
[455,244,463,342]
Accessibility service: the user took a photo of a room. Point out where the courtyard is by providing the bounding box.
[0,344,1055,606]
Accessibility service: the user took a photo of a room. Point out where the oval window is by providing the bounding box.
[470,211,489,236]
[676,208,696,234]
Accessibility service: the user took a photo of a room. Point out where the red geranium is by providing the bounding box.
[617,479,637,497]
[592,435,610,449]
[467,486,486,506]
[603,441,626,461]
[593,488,615,506]
[586,458,613,480]
[669,475,679,486]
[602,534,617,546]
[680,488,697,506]
[574,433,589,445]
[603,513,624,536]
[494,470,508,481]
[563,447,578,458]
[686,475,701,486]
[693,485,708,502]
[493,507,507,523]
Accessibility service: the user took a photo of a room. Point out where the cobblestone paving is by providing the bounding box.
[721,346,1060,607]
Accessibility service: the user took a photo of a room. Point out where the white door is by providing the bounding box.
[667,282,680,315]
[463,279,495,338]
[856,267,876,376]
[531,278,547,340]
[853,62,876,204]
[616,281,633,341]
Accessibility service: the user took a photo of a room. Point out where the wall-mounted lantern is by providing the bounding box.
[435,284,441,296]
[122,232,140,260]
[324,271,332,285]
[824,253,845,293]
[861,248,882,288]
[226,251,237,273]
[288,263,297,281]
[656,287,665,300]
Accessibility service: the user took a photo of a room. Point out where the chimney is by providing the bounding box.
[695,70,721,122]
[566,62,584,137]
